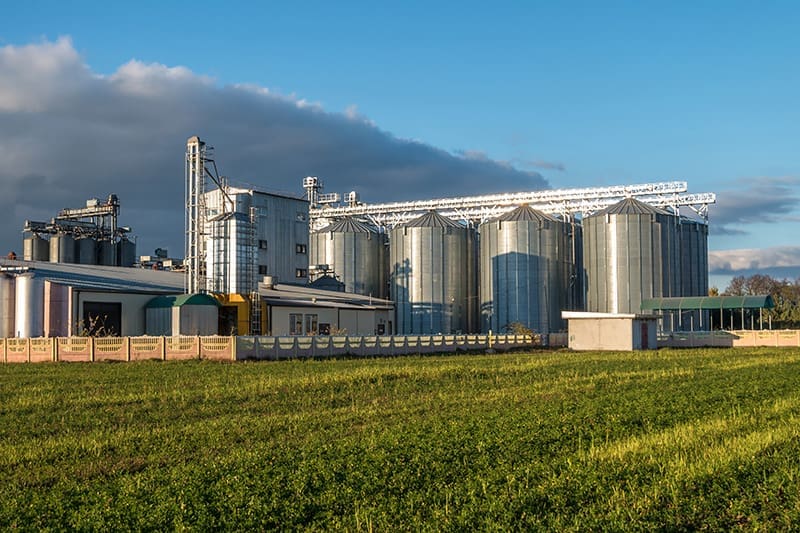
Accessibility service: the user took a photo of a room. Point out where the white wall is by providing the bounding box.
[73,290,160,337]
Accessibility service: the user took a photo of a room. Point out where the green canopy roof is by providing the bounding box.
[641,295,775,311]
[146,293,221,309]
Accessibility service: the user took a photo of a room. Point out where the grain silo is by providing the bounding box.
[310,217,387,298]
[678,217,709,330]
[479,205,567,334]
[23,234,49,261]
[583,197,681,315]
[49,234,76,264]
[76,236,97,265]
[97,239,116,266]
[390,211,477,334]
[118,237,137,267]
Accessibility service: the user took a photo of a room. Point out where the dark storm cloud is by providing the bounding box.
[0,38,549,256]
[709,177,800,236]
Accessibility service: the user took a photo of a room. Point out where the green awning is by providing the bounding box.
[640,295,775,311]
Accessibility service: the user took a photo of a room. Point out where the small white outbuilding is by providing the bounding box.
[561,311,659,351]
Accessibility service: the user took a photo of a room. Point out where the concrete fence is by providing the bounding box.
[658,330,800,348]
[0,334,538,363]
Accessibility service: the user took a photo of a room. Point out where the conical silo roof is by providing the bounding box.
[402,210,461,228]
[591,197,670,217]
[494,204,558,223]
[317,217,377,234]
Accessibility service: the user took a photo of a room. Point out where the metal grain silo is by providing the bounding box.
[97,239,116,266]
[583,198,681,315]
[678,217,709,330]
[118,238,137,267]
[390,211,477,334]
[23,235,49,261]
[310,217,388,298]
[14,274,44,338]
[76,236,97,265]
[479,205,565,334]
[0,274,15,338]
[49,234,75,264]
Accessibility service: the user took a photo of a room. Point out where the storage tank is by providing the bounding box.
[49,234,75,264]
[390,211,477,334]
[76,236,97,265]
[310,217,387,298]
[14,274,44,338]
[678,217,709,330]
[0,274,15,338]
[479,205,565,334]
[23,234,49,261]
[583,198,681,315]
[117,238,137,267]
[97,239,116,266]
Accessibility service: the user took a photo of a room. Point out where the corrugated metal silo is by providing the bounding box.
[310,217,387,298]
[97,240,116,266]
[390,211,477,334]
[118,238,137,267]
[49,234,75,264]
[678,217,709,330]
[0,274,15,338]
[583,198,681,315]
[23,235,49,261]
[14,274,44,338]
[76,236,97,265]
[479,205,565,334]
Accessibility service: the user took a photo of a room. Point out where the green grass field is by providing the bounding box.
[2,348,799,530]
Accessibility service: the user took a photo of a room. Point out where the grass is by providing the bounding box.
[1,347,800,530]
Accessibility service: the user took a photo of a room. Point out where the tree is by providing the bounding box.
[723,274,800,329]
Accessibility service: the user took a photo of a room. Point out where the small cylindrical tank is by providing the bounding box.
[0,274,16,338]
[49,234,76,264]
[14,274,44,338]
[390,211,477,334]
[23,235,49,261]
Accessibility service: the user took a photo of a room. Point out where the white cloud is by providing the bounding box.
[709,246,800,273]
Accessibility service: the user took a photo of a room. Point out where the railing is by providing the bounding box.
[0,334,539,363]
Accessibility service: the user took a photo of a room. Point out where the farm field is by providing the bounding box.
[1,348,800,530]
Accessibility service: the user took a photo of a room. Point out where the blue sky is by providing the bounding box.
[2,1,799,289]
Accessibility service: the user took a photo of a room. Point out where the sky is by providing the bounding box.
[1,1,799,290]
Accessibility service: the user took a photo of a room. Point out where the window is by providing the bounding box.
[258,240,268,250]
[295,268,308,278]
[295,244,307,254]
[305,314,318,335]
[289,313,303,335]
[258,265,268,275]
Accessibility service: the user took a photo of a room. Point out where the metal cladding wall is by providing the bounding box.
[390,211,477,334]
[23,235,49,261]
[49,234,75,264]
[583,198,681,315]
[76,237,97,265]
[14,274,44,338]
[310,217,388,298]
[0,274,15,338]
[479,205,567,334]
